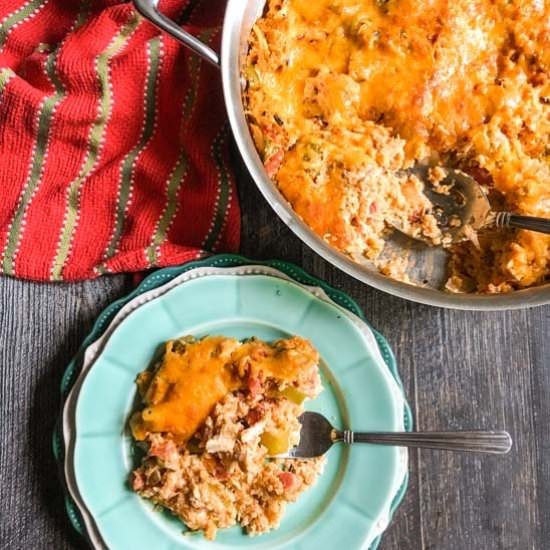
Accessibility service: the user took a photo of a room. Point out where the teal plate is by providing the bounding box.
[55,254,412,550]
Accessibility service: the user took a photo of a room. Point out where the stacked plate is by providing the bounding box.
[54,254,412,550]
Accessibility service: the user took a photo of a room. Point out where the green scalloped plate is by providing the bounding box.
[54,254,412,550]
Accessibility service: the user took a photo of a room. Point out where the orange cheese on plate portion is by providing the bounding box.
[130,335,319,442]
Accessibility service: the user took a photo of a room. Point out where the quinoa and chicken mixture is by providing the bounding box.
[129,335,324,540]
[244,0,550,293]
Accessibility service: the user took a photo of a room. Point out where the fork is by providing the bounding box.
[276,412,513,458]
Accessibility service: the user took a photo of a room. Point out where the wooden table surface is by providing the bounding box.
[2,162,549,550]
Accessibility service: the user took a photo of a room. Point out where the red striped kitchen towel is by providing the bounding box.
[0,0,240,281]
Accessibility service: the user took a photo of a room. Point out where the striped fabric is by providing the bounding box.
[0,0,240,281]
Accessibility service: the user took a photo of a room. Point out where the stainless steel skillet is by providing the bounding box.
[134,0,550,310]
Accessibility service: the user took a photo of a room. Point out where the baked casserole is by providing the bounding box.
[130,334,324,540]
[244,0,550,293]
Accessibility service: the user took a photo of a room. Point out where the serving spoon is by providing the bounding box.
[276,412,512,458]
[395,166,550,244]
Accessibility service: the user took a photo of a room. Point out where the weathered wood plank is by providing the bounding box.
[528,306,550,548]
[0,275,131,550]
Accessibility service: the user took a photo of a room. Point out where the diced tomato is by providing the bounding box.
[278,471,296,490]
[247,374,263,397]
[215,467,230,480]
[149,439,177,460]
[247,408,262,425]
[264,149,284,178]
[408,211,422,223]
[131,470,144,491]
[369,201,377,214]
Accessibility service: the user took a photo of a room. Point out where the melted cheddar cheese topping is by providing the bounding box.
[245,0,550,293]
[130,335,319,442]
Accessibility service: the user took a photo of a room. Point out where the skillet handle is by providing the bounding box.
[133,0,220,67]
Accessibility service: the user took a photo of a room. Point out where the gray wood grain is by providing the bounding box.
[1,157,548,550]
[1,275,132,550]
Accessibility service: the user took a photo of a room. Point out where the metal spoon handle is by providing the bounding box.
[337,431,512,454]
[495,212,550,235]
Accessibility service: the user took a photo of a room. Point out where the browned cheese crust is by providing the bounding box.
[244,0,550,293]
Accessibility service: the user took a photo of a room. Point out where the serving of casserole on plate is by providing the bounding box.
[244,0,550,294]
[130,334,325,540]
